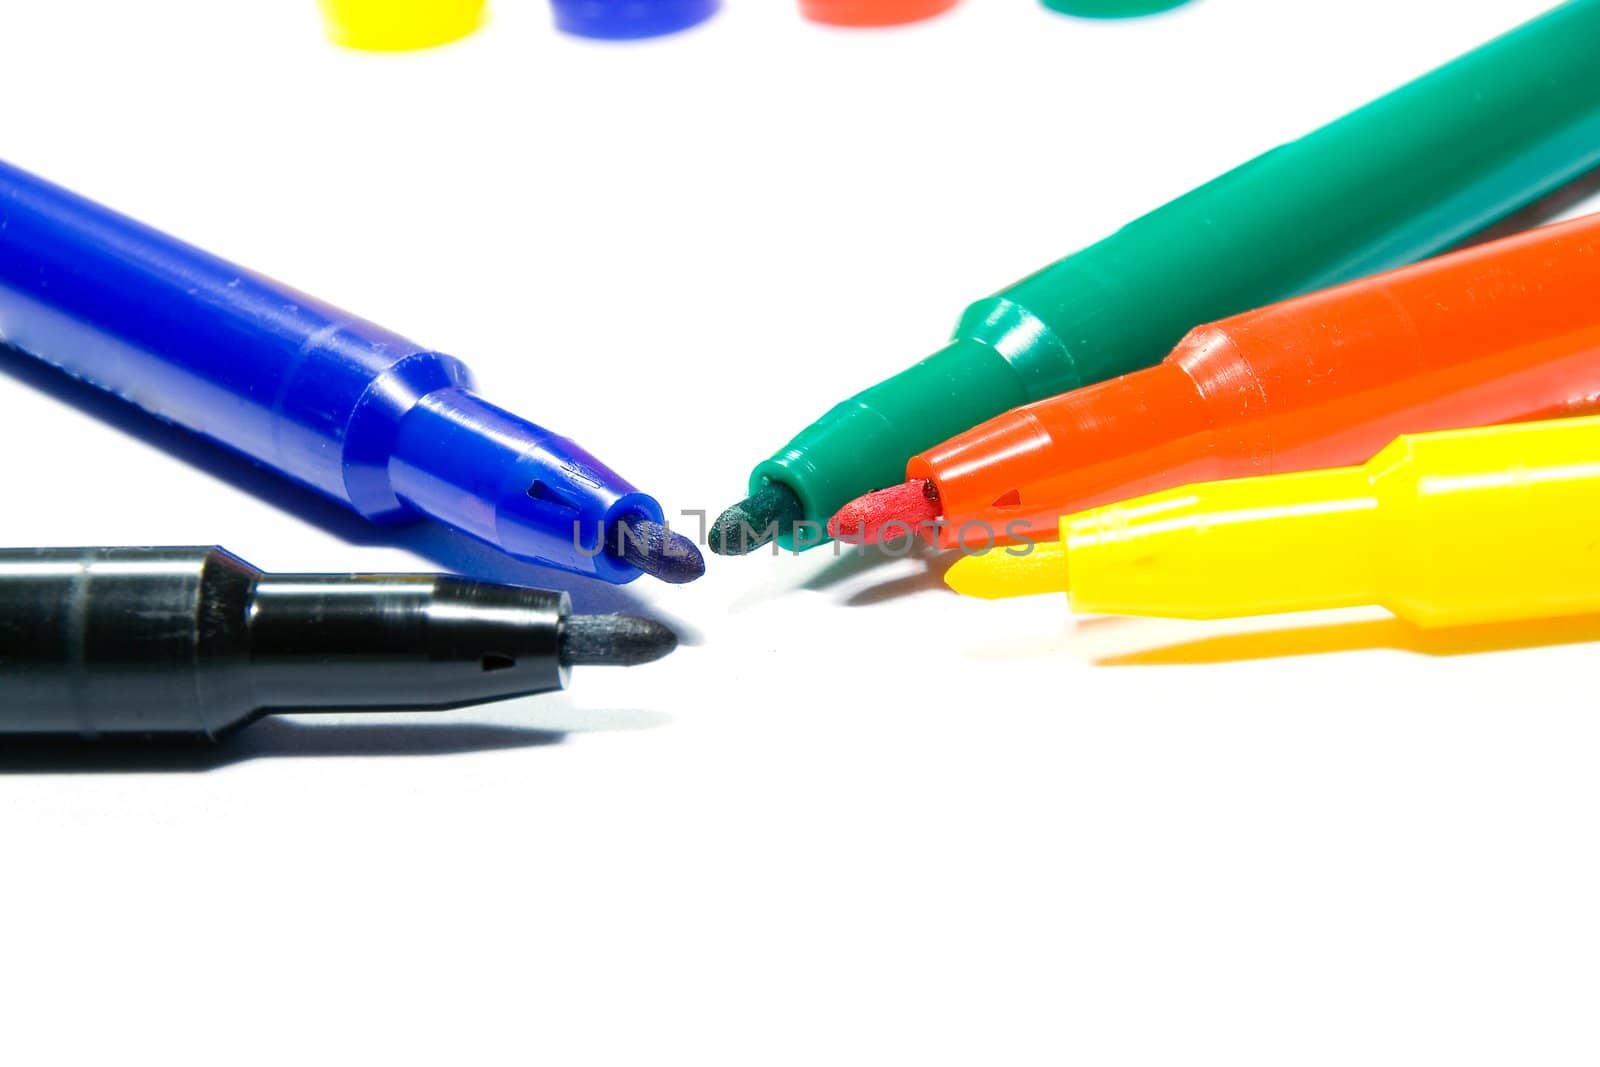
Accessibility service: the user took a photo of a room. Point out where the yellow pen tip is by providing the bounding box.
[945,542,1071,599]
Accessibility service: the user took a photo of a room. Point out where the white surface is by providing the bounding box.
[1,1,1597,1063]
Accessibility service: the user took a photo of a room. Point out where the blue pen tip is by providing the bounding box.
[613,518,706,584]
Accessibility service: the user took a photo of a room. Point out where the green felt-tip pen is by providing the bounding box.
[712,0,1600,553]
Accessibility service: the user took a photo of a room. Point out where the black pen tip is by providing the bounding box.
[560,613,679,667]
[612,518,706,584]
[709,483,804,555]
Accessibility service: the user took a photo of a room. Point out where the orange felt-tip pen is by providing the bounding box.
[832,211,1600,550]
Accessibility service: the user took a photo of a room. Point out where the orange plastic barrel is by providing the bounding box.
[905,211,1600,550]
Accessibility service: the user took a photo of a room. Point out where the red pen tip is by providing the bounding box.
[828,479,942,544]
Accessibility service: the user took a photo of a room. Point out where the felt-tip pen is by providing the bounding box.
[946,415,1600,630]
[0,546,678,740]
[0,160,703,585]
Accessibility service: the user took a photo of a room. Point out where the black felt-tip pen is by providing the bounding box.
[0,547,678,740]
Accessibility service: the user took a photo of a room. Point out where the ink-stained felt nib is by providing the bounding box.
[613,518,706,584]
[829,479,941,544]
[709,483,804,555]
[560,613,679,667]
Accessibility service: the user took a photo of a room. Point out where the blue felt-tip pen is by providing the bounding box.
[0,160,703,585]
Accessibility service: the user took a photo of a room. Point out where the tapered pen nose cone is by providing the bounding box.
[945,542,1070,600]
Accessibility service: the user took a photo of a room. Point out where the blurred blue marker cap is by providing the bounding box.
[551,0,721,39]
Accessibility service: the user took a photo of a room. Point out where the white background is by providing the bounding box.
[1,1,1596,1063]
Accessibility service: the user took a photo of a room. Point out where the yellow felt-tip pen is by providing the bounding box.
[945,415,1600,629]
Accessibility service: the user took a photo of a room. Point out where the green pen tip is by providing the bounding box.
[710,483,804,556]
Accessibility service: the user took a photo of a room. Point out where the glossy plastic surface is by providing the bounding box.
[0,160,661,583]
[750,0,1600,546]
[910,211,1600,549]
[318,0,486,50]
[552,0,720,38]
[800,0,959,26]
[0,547,571,738]
[950,415,1600,629]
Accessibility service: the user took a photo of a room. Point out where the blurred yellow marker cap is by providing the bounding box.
[319,0,487,51]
